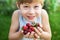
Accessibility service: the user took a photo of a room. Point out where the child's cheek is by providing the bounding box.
[21,9,29,14]
[35,10,41,16]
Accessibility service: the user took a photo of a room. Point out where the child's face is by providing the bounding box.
[19,2,42,22]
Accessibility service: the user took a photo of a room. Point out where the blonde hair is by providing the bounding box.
[17,0,44,7]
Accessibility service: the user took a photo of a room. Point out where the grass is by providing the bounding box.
[49,11,60,40]
[0,14,11,40]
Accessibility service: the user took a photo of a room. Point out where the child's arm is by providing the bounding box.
[34,9,52,40]
[8,10,24,40]
[41,9,52,40]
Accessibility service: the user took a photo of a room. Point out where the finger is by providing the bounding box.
[34,27,41,36]
[34,38,38,40]
[34,33,40,39]
[19,30,23,34]
[37,27,43,33]
[29,31,35,38]
[24,32,30,38]
[40,23,43,27]
[18,30,24,38]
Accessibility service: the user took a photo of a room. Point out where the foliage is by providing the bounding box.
[0,0,17,16]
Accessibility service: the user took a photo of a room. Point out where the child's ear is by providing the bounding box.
[16,2,19,9]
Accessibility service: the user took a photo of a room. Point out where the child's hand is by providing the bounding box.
[24,31,35,38]
[18,30,24,38]
[34,27,43,39]
[34,26,51,40]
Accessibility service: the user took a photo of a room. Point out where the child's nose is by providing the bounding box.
[28,8,35,14]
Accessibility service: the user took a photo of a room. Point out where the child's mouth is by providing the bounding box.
[27,16,35,20]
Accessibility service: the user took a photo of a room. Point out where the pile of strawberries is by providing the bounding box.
[22,23,40,35]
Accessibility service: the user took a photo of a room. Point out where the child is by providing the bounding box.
[9,0,52,40]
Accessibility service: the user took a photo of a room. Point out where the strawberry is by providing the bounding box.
[30,27,34,31]
[28,29,32,33]
[23,26,28,31]
[22,23,41,35]
[23,30,28,35]
[36,23,40,27]
[26,23,31,28]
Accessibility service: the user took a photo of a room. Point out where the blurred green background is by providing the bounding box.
[0,0,60,40]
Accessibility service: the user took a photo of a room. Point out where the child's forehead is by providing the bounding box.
[21,2,41,5]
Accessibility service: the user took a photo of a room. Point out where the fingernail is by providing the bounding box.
[38,36,40,38]
[28,32,30,34]
[37,27,39,29]
[21,30,23,33]
[32,31,35,33]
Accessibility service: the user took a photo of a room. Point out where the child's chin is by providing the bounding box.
[27,19,35,22]
[26,17,36,22]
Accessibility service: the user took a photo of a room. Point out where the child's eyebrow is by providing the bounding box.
[23,3,30,5]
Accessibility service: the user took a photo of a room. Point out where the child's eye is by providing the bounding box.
[24,6,29,8]
[34,6,39,8]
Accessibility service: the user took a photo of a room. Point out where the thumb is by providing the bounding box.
[19,30,23,34]
[18,30,24,38]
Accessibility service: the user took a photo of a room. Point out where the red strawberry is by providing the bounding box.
[23,30,28,35]
[30,27,34,31]
[22,23,41,35]
[36,23,40,27]
[23,26,28,31]
[28,29,32,33]
[26,23,31,28]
